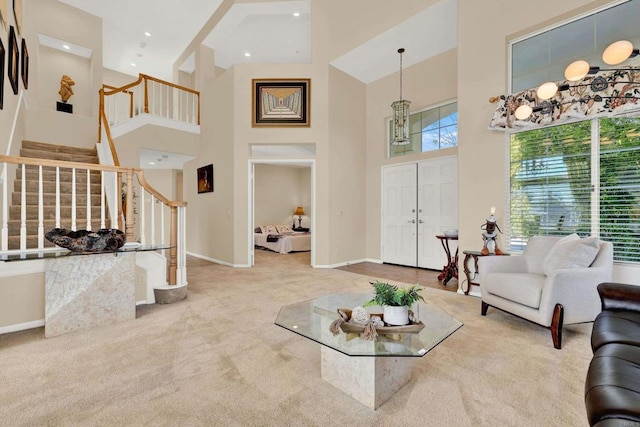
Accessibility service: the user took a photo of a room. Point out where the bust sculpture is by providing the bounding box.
[58,75,75,103]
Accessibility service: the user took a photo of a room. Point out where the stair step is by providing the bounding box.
[10,205,104,221]
[17,166,102,181]
[7,219,108,235]
[7,236,57,250]
[12,193,104,205]
[20,148,98,164]
[21,140,97,157]
[14,179,103,193]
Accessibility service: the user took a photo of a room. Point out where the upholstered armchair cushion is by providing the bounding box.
[482,273,545,309]
[542,235,600,275]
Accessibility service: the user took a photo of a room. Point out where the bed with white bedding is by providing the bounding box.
[254,224,311,254]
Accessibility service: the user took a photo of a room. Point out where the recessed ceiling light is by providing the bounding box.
[62,45,70,50]
[293,12,300,17]
[148,162,155,165]
[244,52,251,57]
[130,63,136,67]
[144,32,151,37]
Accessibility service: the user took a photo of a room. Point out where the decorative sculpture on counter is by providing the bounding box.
[58,75,75,103]
[45,228,126,252]
[481,207,504,256]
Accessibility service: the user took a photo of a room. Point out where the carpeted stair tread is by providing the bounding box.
[21,140,98,157]
[20,148,98,164]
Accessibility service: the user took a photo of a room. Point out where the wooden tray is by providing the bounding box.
[339,321,424,334]
[336,308,425,334]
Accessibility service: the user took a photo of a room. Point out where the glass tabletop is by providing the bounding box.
[275,293,462,357]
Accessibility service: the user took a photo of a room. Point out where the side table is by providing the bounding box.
[462,250,509,295]
[435,235,458,286]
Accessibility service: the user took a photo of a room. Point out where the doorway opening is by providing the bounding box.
[248,159,316,267]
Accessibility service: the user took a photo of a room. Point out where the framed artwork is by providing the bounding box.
[197,164,214,194]
[252,78,310,127]
[8,25,18,95]
[0,37,4,109]
[21,38,28,89]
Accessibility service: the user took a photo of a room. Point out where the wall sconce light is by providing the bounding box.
[293,206,305,228]
[391,48,411,145]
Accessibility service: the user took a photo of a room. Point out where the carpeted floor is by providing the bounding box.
[0,250,592,426]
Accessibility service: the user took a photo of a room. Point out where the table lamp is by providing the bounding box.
[294,206,305,228]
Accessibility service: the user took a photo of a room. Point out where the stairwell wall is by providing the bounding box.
[23,0,103,148]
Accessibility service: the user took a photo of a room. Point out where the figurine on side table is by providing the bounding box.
[481,207,504,256]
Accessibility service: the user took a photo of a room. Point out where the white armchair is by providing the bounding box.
[478,235,613,349]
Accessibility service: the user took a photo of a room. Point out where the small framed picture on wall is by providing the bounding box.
[197,164,214,194]
[8,25,18,95]
[21,38,28,89]
[0,37,5,109]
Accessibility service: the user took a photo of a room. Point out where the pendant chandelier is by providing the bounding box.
[391,48,411,145]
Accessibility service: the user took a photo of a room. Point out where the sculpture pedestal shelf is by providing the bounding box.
[56,101,73,114]
[45,252,136,338]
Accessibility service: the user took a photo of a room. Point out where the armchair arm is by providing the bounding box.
[478,255,528,276]
[540,267,612,324]
[598,282,640,312]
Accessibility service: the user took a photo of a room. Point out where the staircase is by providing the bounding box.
[8,141,106,250]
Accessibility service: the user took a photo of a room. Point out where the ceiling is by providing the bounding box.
[58,0,457,84]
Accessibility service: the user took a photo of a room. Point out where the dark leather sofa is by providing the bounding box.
[585,282,640,426]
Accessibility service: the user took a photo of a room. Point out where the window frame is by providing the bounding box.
[387,99,458,158]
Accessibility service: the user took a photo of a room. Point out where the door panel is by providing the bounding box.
[382,164,417,266]
[418,157,458,269]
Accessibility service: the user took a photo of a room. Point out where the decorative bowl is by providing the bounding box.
[444,229,458,237]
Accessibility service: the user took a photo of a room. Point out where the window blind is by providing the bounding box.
[599,117,640,262]
[510,122,592,251]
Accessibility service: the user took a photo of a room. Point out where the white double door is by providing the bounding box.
[382,156,458,269]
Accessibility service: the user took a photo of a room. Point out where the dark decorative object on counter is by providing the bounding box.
[45,228,126,252]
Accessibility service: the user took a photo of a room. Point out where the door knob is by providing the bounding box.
[408,219,415,224]
[418,219,424,224]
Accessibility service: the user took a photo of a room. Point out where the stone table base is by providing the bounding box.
[320,346,412,409]
[45,252,136,338]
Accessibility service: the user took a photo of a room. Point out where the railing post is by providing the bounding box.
[125,170,134,241]
[129,91,134,118]
[98,88,104,142]
[143,77,149,114]
[168,205,178,285]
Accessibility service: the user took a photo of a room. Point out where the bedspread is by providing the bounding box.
[254,232,311,254]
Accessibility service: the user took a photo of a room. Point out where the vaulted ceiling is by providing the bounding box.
[59,0,457,84]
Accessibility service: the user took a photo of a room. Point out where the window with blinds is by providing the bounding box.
[510,122,592,251]
[510,116,640,262]
[600,117,640,262]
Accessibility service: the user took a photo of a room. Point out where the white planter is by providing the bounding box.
[383,305,409,326]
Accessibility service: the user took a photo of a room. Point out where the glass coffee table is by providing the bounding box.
[275,293,462,409]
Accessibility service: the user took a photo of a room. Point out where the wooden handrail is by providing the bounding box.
[99,109,121,166]
[140,74,200,95]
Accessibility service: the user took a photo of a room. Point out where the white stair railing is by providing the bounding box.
[0,155,187,286]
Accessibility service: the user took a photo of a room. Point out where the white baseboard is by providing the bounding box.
[186,251,250,268]
[315,258,383,269]
[0,319,44,334]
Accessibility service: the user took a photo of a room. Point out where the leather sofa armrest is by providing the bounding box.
[598,282,640,312]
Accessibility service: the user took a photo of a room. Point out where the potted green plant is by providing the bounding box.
[364,281,425,326]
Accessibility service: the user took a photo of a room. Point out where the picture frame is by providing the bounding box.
[252,78,310,127]
[0,37,4,110]
[20,38,28,89]
[8,25,18,95]
[197,164,214,194]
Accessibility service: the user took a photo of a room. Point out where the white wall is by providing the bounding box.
[254,164,311,227]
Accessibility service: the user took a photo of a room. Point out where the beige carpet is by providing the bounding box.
[0,250,592,426]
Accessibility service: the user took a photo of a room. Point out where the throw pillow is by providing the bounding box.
[542,235,600,276]
[275,224,292,233]
[259,224,278,234]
